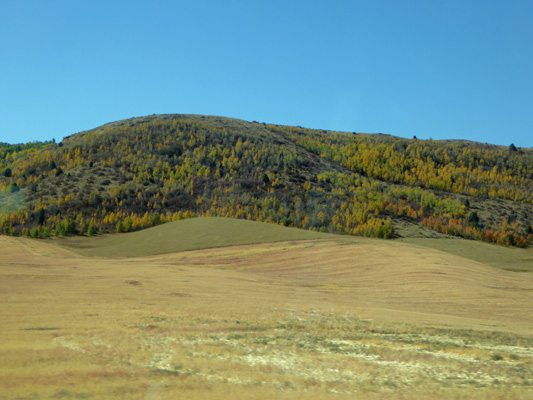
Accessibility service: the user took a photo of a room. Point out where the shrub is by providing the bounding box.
[87,224,97,236]
[467,211,480,227]
[116,221,125,233]
[37,208,45,226]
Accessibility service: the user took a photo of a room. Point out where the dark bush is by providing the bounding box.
[467,211,480,227]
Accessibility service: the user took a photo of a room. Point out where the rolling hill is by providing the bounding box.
[59,216,338,257]
[57,216,533,273]
[1,114,532,247]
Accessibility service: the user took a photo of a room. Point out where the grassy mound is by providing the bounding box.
[59,217,339,257]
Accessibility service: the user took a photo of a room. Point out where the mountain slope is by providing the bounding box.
[0,114,532,246]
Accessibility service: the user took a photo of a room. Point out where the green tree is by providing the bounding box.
[37,208,45,226]
[116,221,125,233]
[87,224,97,236]
[261,173,270,185]
[467,211,480,227]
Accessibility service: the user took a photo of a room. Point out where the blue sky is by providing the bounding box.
[1,0,532,147]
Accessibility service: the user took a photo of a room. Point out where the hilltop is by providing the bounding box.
[0,114,532,247]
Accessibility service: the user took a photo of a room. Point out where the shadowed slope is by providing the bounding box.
[58,217,339,257]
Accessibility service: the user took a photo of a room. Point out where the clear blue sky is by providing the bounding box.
[1,0,532,147]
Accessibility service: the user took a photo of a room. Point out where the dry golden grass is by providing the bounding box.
[399,237,533,272]
[1,234,532,399]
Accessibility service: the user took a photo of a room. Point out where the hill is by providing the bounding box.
[59,216,338,257]
[0,114,532,247]
[57,217,533,273]
[57,216,533,278]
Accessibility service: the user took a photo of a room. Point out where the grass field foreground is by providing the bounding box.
[1,218,533,399]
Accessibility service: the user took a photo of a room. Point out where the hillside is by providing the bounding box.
[0,114,532,247]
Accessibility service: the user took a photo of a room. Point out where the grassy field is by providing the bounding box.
[399,237,533,272]
[1,218,533,399]
[59,217,533,272]
[58,217,339,257]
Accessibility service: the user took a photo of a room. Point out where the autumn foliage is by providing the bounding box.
[0,115,531,247]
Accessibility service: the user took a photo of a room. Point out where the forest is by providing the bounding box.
[0,114,532,247]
